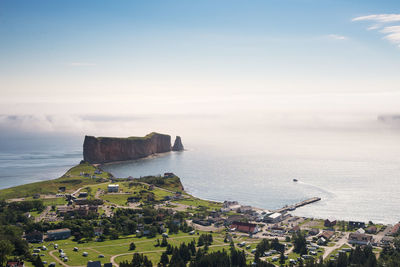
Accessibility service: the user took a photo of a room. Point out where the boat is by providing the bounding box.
[293,179,298,182]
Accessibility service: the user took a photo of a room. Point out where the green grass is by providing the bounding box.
[30,231,227,267]
[173,196,222,211]
[0,163,111,201]
[96,132,166,141]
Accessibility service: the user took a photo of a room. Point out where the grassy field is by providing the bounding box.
[173,197,222,211]
[25,231,234,267]
[0,163,111,200]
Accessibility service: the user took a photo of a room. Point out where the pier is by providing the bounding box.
[274,197,321,213]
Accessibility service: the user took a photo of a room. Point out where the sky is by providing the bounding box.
[0,0,400,136]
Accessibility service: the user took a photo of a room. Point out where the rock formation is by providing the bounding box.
[83,132,173,164]
[172,136,184,151]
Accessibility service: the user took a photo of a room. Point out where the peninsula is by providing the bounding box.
[83,132,183,164]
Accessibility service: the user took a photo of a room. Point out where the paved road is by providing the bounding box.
[322,233,348,259]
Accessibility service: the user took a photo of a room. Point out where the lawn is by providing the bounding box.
[0,163,111,200]
[30,231,227,267]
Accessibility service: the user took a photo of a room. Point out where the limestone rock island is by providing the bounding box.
[172,136,184,151]
[83,132,183,164]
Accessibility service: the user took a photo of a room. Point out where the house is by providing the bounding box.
[223,201,239,208]
[107,184,119,193]
[87,261,101,267]
[356,228,366,234]
[349,221,366,229]
[309,228,320,236]
[365,226,377,234]
[6,261,24,267]
[324,219,336,227]
[288,225,300,233]
[94,169,102,174]
[348,233,373,246]
[389,222,400,236]
[264,212,283,223]
[47,228,71,240]
[58,187,66,192]
[380,236,394,246]
[164,172,175,178]
[230,221,259,234]
[25,230,43,243]
[320,230,335,241]
[225,215,246,224]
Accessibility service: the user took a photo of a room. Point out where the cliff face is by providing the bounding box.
[172,136,184,151]
[83,132,172,164]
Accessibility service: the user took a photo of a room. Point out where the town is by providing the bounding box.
[1,163,400,267]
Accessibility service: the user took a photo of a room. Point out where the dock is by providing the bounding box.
[274,197,321,213]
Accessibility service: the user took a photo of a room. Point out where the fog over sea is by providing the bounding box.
[0,107,400,224]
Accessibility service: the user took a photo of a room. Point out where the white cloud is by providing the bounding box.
[352,14,400,23]
[353,13,400,47]
[326,34,347,40]
[381,26,400,46]
[68,62,96,66]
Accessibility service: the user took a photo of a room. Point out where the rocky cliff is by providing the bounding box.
[83,132,173,164]
[172,136,184,151]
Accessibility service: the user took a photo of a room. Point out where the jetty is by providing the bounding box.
[274,197,321,213]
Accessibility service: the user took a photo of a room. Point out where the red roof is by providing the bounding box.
[391,223,400,235]
[231,221,257,233]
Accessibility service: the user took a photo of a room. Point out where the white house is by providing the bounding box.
[107,184,119,193]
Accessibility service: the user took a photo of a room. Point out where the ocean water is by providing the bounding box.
[0,134,83,189]
[102,128,400,225]
[1,118,399,224]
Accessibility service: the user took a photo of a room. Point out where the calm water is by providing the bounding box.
[102,128,400,224]
[1,125,399,224]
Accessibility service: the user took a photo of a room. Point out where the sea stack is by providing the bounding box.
[83,132,173,164]
[172,136,184,151]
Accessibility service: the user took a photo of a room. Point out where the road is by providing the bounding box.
[322,232,348,259]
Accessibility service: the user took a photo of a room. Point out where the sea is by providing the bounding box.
[0,115,399,224]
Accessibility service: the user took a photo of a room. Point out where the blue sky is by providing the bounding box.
[0,0,400,131]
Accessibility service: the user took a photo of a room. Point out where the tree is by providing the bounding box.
[159,251,169,266]
[279,251,285,265]
[0,240,14,267]
[129,242,136,251]
[160,236,168,247]
[33,255,44,267]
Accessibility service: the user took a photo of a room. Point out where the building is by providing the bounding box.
[164,172,175,178]
[288,225,300,233]
[47,228,71,240]
[107,184,119,193]
[309,228,320,236]
[349,221,366,229]
[365,226,377,234]
[265,212,283,223]
[324,219,336,227]
[380,236,394,246]
[389,222,400,236]
[25,230,43,243]
[320,230,335,241]
[58,205,97,217]
[348,233,373,246]
[230,221,259,234]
